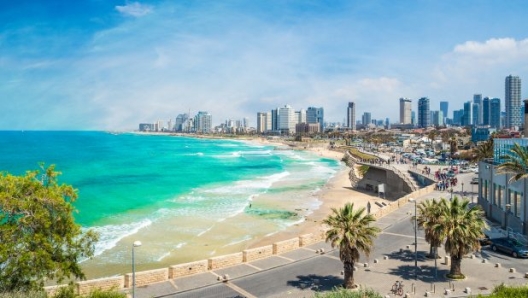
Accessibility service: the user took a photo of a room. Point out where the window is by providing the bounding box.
[516,192,523,218]
[493,183,498,205]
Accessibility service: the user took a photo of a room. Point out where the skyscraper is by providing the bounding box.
[472,102,480,126]
[278,105,296,134]
[463,101,473,126]
[399,98,412,124]
[482,97,490,126]
[440,101,448,122]
[490,98,501,129]
[417,97,430,128]
[346,102,356,130]
[257,112,271,133]
[307,107,324,132]
[473,94,483,125]
[505,75,521,129]
[362,112,371,126]
[194,111,212,133]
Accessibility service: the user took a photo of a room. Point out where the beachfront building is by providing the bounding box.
[194,111,212,133]
[347,102,356,130]
[307,107,324,132]
[505,75,521,129]
[175,113,191,132]
[478,138,528,236]
[257,112,272,133]
[400,98,412,124]
[138,123,155,132]
[417,97,430,128]
[278,105,296,135]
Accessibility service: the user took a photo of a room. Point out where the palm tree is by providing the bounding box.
[496,143,528,183]
[323,203,381,288]
[416,199,443,259]
[472,138,494,162]
[433,197,488,279]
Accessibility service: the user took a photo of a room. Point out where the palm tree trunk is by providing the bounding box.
[343,261,355,288]
[449,254,463,277]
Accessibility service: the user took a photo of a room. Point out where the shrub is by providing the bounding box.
[315,287,383,298]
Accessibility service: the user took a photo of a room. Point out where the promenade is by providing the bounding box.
[132,169,528,298]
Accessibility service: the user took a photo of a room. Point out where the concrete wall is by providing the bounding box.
[299,233,323,247]
[169,260,209,279]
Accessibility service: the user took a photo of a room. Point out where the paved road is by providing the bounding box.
[134,172,528,298]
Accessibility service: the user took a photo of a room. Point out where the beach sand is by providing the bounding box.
[246,144,385,249]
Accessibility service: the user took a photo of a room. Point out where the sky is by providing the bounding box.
[1,0,528,130]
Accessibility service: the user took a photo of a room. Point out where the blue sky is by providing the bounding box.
[1,0,528,130]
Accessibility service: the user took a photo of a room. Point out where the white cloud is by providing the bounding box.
[115,2,152,17]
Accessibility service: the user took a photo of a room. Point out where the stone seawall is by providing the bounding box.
[45,176,436,296]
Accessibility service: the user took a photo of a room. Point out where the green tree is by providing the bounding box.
[323,203,381,289]
[0,165,99,292]
[433,197,488,279]
[496,143,528,183]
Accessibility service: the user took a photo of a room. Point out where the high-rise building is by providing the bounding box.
[256,112,271,133]
[463,101,473,126]
[346,102,356,130]
[473,94,483,125]
[399,98,412,124]
[417,97,430,128]
[453,109,464,126]
[472,103,480,126]
[440,101,448,122]
[175,113,190,132]
[307,107,324,132]
[296,109,307,124]
[271,108,279,131]
[194,111,212,133]
[505,75,521,129]
[490,98,501,129]
[362,112,372,126]
[431,110,444,127]
[411,111,416,126]
[482,97,490,126]
[278,105,296,135]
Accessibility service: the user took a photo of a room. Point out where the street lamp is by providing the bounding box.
[132,240,142,298]
[409,198,418,280]
[461,182,464,198]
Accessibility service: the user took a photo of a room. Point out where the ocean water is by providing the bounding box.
[0,131,341,276]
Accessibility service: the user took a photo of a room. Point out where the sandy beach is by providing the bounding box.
[246,143,385,249]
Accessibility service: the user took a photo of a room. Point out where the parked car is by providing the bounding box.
[490,237,528,258]
[470,177,479,184]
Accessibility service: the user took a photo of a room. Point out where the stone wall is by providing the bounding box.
[243,245,273,262]
[208,252,244,270]
[169,260,209,279]
[299,233,323,247]
[273,238,300,254]
[124,268,168,288]
[77,276,124,295]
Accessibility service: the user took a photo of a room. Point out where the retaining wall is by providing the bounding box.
[208,252,244,270]
[273,238,300,254]
[124,268,168,288]
[243,245,273,262]
[169,260,209,279]
[77,276,124,295]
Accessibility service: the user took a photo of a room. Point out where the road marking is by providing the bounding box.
[167,279,178,290]
[245,263,262,271]
[276,255,295,262]
[322,254,340,261]
[382,231,425,240]
[224,282,258,298]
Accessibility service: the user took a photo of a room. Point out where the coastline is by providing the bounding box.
[245,143,384,249]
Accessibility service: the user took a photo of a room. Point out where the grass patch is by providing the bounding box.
[348,148,378,161]
[477,284,528,297]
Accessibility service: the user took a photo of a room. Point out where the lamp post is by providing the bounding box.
[461,182,464,198]
[472,183,475,203]
[132,240,142,298]
[450,187,453,200]
[409,198,418,280]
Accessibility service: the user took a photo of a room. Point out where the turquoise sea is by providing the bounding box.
[0,131,341,276]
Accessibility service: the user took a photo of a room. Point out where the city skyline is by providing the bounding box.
[1,1,528,130]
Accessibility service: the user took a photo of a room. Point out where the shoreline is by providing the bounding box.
[80,135,386,279]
